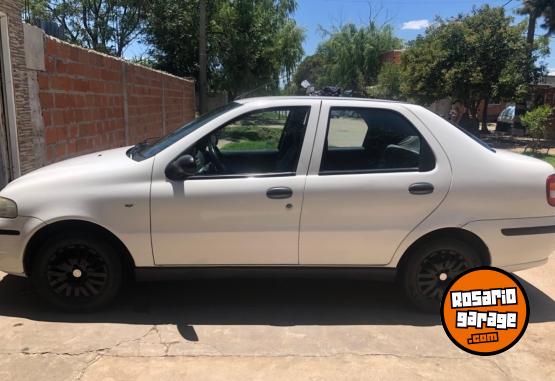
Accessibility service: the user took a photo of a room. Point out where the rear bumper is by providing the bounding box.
[463,216,555,271]
[0,216,44,276]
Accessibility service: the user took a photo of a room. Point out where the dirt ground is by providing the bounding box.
[0,257,553,381]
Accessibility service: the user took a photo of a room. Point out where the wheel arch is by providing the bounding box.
[396,227,491,276]
[23,219,136,278]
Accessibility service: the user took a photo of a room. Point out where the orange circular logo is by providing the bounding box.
[441,267,529,356]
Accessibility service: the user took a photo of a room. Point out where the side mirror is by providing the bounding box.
[165,154,196,181]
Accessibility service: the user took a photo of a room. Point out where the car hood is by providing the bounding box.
[1,146,148,198]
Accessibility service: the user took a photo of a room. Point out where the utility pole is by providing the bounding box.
[199,0,208,114]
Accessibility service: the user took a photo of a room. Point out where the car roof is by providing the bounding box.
[235,96,406,105]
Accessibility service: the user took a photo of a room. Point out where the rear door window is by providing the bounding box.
[320,107,435,173]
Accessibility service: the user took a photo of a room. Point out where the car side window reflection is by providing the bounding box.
[189,107,310,177]
[320,107,435,173]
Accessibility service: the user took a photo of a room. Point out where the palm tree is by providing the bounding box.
[518,0,555,46]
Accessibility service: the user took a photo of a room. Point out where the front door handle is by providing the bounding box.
[409,182,434,195]
[267,187,293,199]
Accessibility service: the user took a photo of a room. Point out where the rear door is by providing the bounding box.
[299,100,451,265]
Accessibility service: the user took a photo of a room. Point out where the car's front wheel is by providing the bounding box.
[31,234,123,312]
[401,238,481,312]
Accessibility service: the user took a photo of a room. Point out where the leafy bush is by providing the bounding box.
[521,105,553,153]
[220,126,282,142]
[366,63,403,100]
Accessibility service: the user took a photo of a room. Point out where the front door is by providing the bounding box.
[151,103,320,265]
[300,101,451,265]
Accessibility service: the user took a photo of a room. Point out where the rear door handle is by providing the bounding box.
[266,187,293,199]
[409,182,434,195]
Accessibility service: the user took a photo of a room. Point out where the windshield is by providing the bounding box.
[501,106,515,118]
[131,102,242,160]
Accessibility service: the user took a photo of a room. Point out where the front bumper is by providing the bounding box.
[0,216,44,276]
[463,216,555,271]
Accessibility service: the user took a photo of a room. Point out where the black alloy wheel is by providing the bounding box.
[401,238,481,312]
[46,244,109,299]
[415,249,470,301]
[31,234,123,312]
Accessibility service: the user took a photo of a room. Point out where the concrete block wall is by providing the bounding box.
[35,35,196,164]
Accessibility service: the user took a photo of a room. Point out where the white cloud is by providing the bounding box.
[401,19,431,30]
[549,69,555,76]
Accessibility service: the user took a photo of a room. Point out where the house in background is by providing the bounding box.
[379,50,403,66]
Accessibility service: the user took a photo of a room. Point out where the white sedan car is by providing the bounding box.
[0,97,553,311]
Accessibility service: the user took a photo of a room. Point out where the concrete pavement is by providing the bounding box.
[0,259,553,380]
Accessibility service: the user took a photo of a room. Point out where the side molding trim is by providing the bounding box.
[501,225,555,236]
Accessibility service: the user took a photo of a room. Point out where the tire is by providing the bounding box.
[401,238,481,313]
[30,233,123,312]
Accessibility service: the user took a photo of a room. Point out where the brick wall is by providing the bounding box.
[379,50,403,65]
[36,35,195,164]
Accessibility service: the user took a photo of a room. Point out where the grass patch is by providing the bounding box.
[523,151,555,167]
[222,140,278,151]
[220,126,282,151]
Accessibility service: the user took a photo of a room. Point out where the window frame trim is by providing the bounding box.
[319,168,420,176]
[186,171,296,181]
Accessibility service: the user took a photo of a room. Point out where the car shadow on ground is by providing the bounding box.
[0,274,552,341]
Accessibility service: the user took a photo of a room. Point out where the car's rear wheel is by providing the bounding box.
[30,234,122,312]
[401,239,481,313]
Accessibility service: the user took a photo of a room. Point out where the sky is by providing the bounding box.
[124,0,555,74]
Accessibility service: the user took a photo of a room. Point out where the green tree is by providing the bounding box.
[517,0,554,88]
[23,0,51,25]
[304,22,402,92]
[518,0,555,46]
[24,0,147,57]
[128,54,156,68]
[521,105,553,153]
[367,62,403,100]
[401,5,548,131]
[291,53,325,89]
[146,0,304,100]
[145,0,201,80]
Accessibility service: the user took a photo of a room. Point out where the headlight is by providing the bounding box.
[0,197,17,218]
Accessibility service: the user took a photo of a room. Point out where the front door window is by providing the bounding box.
[188,107,310,176]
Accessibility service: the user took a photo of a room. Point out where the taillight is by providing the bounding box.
[547,174,555,206]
